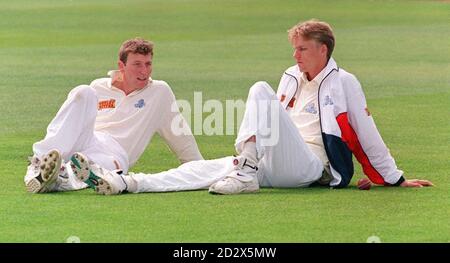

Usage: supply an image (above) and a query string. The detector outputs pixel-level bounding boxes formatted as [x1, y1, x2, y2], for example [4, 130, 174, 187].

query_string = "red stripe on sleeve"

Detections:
[336, 112, 385, 185]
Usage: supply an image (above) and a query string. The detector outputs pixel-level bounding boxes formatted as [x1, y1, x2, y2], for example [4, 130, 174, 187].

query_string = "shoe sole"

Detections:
[95, 178, 115, 195]
[208, 184, 259, 195]
[70, 153, 116, 195]
[70, 152, 102, 190]
[26, 149, 62, 193]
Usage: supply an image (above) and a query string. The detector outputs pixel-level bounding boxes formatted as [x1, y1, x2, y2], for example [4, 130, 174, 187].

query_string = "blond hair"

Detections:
[288, 19, 335, 59]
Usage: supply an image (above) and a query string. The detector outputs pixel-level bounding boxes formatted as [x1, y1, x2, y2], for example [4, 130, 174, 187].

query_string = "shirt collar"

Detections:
[300, 65, 327, 86]
[107, 70, 153, 95]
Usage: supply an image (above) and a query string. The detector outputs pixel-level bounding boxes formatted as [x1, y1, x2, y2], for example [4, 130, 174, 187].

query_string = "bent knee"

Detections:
[247, 81, 274, 100]
[69, 85, 97, 103]
[70, 85, 96, 98]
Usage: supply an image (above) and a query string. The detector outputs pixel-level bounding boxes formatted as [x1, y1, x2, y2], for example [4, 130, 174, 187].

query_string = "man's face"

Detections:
[292, 35, 327, 79]
[119, 53, 153, 91]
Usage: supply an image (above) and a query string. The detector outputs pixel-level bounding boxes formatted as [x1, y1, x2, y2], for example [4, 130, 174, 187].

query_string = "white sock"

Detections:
[122, 175, 138, 193]
[240, 141, 258, 166]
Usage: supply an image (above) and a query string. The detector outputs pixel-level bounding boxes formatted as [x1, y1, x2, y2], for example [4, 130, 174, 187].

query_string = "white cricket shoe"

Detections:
[26, 149, 62, 193]
[209, 156, 259, 195]
[69, 152, 103, 189]
[70, 152, 134, 195]
[95, 170, 134, 195]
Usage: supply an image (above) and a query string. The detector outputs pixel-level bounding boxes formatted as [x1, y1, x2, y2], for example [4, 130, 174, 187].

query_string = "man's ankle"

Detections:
[240, 141, 258, 166]
[122, 175, 138, 192]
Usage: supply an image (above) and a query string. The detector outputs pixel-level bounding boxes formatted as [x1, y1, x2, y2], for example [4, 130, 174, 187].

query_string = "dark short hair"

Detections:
[119, 38, 154, 64]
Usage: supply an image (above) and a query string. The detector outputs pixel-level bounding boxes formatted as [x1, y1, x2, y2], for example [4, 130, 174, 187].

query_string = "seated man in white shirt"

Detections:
[67, 20, 433, 195]
[25, 38, 203, 193]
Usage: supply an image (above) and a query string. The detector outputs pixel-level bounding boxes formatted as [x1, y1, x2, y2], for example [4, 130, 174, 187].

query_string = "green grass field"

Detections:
[0, 0, 449, 242]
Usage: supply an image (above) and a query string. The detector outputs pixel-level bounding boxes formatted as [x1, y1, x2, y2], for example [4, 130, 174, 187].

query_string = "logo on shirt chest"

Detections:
[134, 99, 145, 108]
[98, 99, 116, 110]
[304, 103, 318, 114]
[323, 95, 334, 106]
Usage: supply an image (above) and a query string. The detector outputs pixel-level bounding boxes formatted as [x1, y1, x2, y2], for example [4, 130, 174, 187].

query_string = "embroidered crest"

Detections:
[324, 95, 334, 106]
[288, 97, 296, 108]
[280, 94, 296, 108]
[304, 103, 317, 114]
[134, 99, 145, 108]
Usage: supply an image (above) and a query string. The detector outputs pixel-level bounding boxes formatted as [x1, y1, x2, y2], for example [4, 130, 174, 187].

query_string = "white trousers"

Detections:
[25, 85, 129, 191]
[130, 82, 323, 193]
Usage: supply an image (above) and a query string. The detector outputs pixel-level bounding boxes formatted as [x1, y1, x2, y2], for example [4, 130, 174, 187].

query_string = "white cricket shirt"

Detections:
[289, 69, 331, 174]
[90, 72, 202, 167]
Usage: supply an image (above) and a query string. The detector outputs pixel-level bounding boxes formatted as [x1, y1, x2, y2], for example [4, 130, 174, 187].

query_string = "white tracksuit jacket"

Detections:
[277, 58, 405, 188]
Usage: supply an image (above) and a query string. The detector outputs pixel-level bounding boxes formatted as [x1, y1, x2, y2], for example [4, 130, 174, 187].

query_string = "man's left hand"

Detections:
[400, 179, 434, 187]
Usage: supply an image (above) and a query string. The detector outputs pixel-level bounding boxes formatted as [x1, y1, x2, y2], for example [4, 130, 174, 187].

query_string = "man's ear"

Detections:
[320, 44, 328, 57]
[118, 60, 125, 72]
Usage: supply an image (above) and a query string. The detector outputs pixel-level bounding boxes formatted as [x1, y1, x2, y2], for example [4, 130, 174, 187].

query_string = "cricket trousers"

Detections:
[130, 81, 323, 192]
[24, 85, 129, 191]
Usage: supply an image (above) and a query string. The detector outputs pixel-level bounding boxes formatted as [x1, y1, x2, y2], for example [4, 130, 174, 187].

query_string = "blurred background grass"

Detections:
[0, 0, 448, 242]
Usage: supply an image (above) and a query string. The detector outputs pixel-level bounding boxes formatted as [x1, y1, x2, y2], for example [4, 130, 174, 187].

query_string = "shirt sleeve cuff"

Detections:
[385, 175, 405, 187]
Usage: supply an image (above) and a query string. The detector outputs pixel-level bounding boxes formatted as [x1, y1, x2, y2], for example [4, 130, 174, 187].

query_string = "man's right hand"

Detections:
[400, 179, 434, 187]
